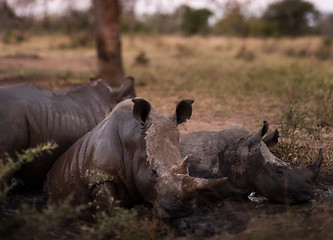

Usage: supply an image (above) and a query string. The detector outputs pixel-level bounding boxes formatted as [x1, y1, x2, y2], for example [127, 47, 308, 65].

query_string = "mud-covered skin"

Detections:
[0, 77, 135, 184]
[45, 98, 226, 219]
[179, 122, 323, 204]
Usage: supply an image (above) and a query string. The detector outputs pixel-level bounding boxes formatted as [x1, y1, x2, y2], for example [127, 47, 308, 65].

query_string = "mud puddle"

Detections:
[2, 188, 45, 215]
[2, 182, 333, 238]
[173, 185, 333, 237]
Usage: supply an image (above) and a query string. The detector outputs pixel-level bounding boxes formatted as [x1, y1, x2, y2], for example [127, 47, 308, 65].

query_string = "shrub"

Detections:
[0, 142, 58, 207]
[316, 37, 332, 60]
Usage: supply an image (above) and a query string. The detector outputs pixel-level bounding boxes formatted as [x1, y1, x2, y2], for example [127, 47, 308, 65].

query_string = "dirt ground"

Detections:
[1, 53, 332, 239]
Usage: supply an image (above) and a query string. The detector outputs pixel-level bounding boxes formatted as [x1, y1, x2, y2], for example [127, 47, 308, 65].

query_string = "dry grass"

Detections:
[0, 34, 332, 169]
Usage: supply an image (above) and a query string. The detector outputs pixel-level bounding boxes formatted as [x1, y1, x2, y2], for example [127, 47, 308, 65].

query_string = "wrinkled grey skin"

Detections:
[0, 77, 135, 185]
[45, 98, 226, 219]
[179, 122, 323, 204]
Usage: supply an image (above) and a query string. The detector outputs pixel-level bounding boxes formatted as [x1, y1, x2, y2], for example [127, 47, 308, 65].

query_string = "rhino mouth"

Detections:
[292, 190, 313, 204]
[156, 193, 196, 219]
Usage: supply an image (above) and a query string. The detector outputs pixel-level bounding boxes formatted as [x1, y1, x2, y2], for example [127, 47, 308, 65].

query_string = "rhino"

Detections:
[45, 98, 226, 218]
[179, 121, 323, 204]
[0, 77, 135, 186]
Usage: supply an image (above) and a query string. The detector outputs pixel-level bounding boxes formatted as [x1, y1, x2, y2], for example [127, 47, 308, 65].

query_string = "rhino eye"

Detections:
[151, 169, 159, 180]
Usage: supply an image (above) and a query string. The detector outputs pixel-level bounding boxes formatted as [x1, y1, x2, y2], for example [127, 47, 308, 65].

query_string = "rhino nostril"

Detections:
[301, 190, 311, 196]
[297, 189, 312, 202]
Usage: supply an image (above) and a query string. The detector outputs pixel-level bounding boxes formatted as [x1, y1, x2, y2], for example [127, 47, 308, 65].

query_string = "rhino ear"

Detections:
[247, 121, 269, 148]
[132, 98, 151, 124]
[117, 76, 136, 102]
[89, 77, 100, 82]
[171, 99, 194, 125]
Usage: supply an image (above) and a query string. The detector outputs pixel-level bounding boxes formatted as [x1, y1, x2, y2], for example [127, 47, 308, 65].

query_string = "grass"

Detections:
[121, 36, 333, 119]
[0, 34, 333, 239]
[0, 202, 171, 240]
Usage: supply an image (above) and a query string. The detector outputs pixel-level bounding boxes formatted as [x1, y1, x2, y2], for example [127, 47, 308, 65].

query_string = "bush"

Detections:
[0, 142, 58, 207]
[235, 45, 255, 61]
[2, 30, 28, 44]
[316, 37, 332, 60]
[134, 51, 150, 66]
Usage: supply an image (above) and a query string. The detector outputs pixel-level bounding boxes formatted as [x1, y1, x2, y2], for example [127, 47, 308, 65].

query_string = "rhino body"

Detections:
[179, 122, 323, 204]
[45, 98, 225, 219]
[0, 78, 135, 184]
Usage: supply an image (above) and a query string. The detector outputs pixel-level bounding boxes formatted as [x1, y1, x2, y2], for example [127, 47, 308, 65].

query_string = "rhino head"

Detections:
[238, 121, 323, 204]
[132, 99, 227, 218]
[90, 76, 136, 107]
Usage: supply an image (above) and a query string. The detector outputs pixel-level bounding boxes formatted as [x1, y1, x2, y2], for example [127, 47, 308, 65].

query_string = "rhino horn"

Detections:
[262, 129, 279, 147]
[171, 156, 189, 174]
[181, 175, 228, 198]
[247, 121, 269, 148]
[304, 149, 323, 181]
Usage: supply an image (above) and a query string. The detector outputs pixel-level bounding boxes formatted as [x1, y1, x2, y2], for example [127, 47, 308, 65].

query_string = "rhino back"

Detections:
[0, 83, 41, 158]
[180, 131, 224, 178]
[179, 124, 250, 179]
[45, 131, 93, 205]
[179, 125, 253, 201]
[45, 101, 142, 206]
[1, 82, 115, 182]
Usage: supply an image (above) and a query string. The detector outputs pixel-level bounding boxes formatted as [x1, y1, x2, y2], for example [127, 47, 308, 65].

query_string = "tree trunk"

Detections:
[93, 0, 124, 86]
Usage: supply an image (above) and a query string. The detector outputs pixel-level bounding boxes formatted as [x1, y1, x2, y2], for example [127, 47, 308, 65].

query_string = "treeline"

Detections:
[1, 0, 333, 45]
[125, 0, 333, 37]
[0, 2, 94, 46]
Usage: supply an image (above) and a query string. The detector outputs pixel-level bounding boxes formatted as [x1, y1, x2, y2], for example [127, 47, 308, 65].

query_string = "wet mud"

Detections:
[2, 175, 333, 238]
[173, 174, 333, 237]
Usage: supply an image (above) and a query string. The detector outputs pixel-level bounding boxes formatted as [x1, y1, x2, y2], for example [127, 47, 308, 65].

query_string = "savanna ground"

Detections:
[0, 34, 333, 239]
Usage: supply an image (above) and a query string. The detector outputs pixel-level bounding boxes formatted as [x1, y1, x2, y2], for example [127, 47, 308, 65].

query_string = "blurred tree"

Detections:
[179, 5, 212, 35]
[121, 0, 152, 35]
[0, 1, 33, 43]
[121, 0, 137, 35]
[246, 17, 269, 37]
[319, 13, 333, 38]
[263, 0, 319, 36]
[214, 1, 249, 36]
[61, 8, 94, 47]
[0, 2, 20, 33]
[93, 0, 124, 86]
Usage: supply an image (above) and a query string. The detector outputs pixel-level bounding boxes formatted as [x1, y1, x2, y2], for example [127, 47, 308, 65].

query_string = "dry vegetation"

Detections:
[0, 34, 332, 239]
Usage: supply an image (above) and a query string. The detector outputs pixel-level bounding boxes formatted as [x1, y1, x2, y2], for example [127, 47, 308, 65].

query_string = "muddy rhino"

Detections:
[0, 77, 135, 186]
[45, 98, 226, 218]
[179, 121, 323, 204]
